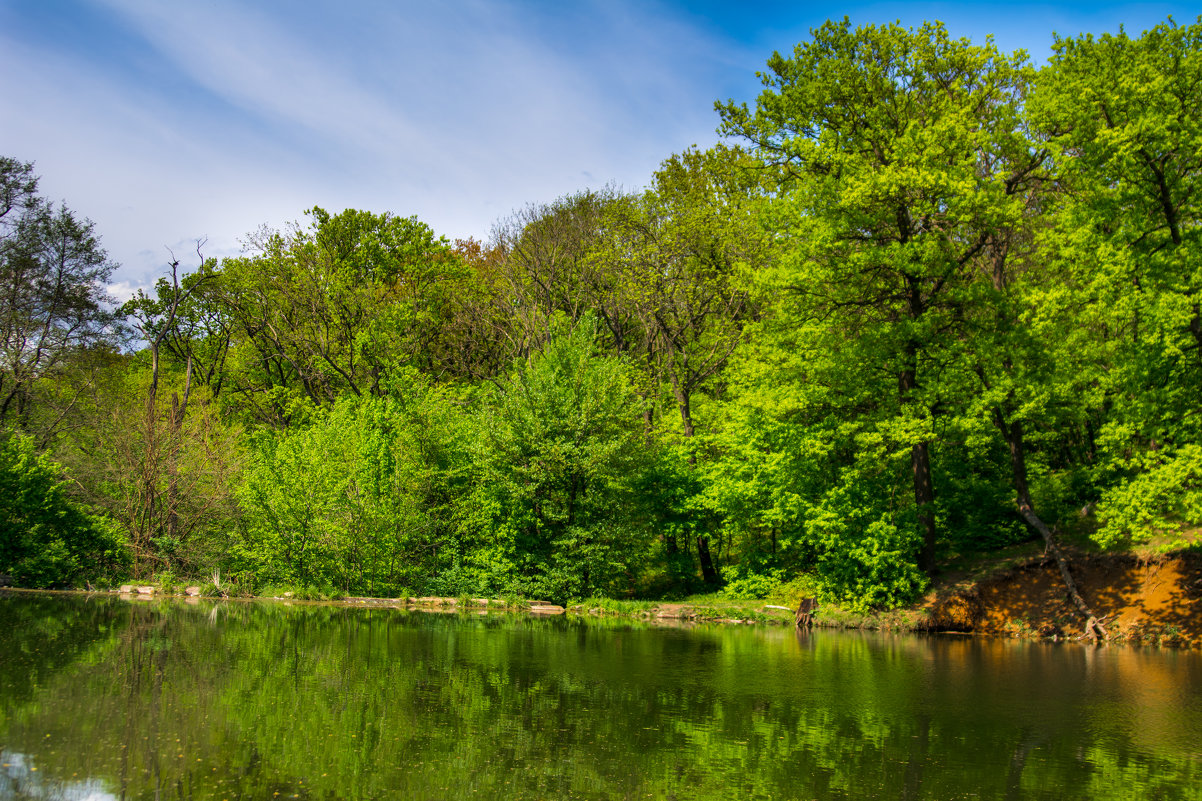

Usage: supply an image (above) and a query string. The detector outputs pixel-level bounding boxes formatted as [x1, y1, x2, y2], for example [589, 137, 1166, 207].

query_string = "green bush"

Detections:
[469, 315, 654, 603]
[718, 565, 785, 599]
[234, 380, 471, 596]
[0, 435, 129, 587]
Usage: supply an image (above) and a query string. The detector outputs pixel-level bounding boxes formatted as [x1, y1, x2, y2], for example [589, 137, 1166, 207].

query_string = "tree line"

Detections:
[2, 17, 1199, 611]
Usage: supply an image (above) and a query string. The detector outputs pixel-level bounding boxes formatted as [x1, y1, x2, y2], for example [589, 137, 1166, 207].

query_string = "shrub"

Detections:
[0, 435, 129, 587]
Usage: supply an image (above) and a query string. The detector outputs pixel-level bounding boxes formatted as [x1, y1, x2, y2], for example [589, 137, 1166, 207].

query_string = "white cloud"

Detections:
[1, 0, 754, 292]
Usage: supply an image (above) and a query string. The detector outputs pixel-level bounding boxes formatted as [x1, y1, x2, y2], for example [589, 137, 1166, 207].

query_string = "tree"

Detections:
[717, 19, 1040, 578]
[473, 316, 652, 601]
[1029, 19, 1202, 549]
[429, 238, 524, 384]
[0, 157, 118, 429]
[603, 145, 769, 582]
[493, 188, 641, 358]
[609, 146, 767, 442]
[218, 207, 462, 423]
[235, 381, 470, 595]
[118, 251, 227, 575]
[49, 345, 243, 579]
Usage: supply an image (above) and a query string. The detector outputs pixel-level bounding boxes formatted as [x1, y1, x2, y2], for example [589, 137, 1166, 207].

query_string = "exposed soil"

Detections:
[925, 549, 1202, 647]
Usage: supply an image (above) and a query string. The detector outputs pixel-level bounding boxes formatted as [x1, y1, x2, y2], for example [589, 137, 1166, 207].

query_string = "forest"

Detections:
[1, 18, 1199, 612]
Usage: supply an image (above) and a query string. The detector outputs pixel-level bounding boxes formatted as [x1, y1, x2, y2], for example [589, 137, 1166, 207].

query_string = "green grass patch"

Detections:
[256, 583, 345, 601]
[570, 597, 655, 616]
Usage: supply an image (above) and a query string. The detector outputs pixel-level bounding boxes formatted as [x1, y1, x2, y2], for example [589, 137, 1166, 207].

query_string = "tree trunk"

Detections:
[899, 360, 938, 574]
[794, 597, 818, 629]
[671, 377, 696, 441]
[136, 343, 161, 578]
[994, 409, 1107, 640]
[165, 352, 193, 549]
[671, 373, 718, 583]
[697, 535, 719, 584]
[664, 532, 678, 556]
[911, 440, 937, 574]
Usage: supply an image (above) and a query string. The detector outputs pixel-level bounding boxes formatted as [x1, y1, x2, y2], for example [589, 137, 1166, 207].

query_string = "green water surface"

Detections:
[0, 593, 1199, 800]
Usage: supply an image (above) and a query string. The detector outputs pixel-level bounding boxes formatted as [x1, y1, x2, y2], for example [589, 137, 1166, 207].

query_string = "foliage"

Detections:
[717, 18, 1042, 577]
[571, 597, 656, 615]
[1029, 19, 1202, 546]
[718, 564, 784, 600]
[255, 582, 346, 601]
[0, 434, 128, 587]
[235, 377, 470, 595]
[1094, 444, 1202, 548]
[217, 207, 463, 422]
[766, 573, 822, 608]
[51, 356, 243, 578]
[470, 315, 652, 602]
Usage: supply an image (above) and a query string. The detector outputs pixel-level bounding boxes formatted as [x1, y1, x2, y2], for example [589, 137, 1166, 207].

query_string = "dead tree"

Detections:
[795, 597, 819, 629]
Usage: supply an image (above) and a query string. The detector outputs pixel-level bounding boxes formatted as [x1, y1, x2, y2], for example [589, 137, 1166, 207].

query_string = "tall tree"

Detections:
[432, 238, 525, 384]
[718, 19, 1038, 575]
[604, 145, 769, 581]
[120, 251, 221, 573]
[0, 157, 118, 429]
[493, 188, 641, 358]
[1030, 18, 1202, 549]
[218, 207, 461, 423]
[473, 316, 651, 601]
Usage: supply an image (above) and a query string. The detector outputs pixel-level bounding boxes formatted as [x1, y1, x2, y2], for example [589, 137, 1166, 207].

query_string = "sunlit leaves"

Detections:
[472, 316, 651, 601]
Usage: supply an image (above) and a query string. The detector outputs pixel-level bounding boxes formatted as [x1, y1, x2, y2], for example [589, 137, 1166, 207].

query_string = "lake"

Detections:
[1, 593, 1199, 800]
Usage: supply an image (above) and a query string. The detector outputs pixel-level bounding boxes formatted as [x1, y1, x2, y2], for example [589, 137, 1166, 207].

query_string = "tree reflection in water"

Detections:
[0, 594, 1199, 800]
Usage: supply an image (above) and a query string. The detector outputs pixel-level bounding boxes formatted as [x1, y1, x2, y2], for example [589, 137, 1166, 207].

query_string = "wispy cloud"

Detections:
[88, 0, 735, 200]
[2, 0, 742, 294]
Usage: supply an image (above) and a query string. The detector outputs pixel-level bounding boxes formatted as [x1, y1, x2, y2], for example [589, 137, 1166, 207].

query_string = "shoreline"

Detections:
[6, 554, 1199, 650]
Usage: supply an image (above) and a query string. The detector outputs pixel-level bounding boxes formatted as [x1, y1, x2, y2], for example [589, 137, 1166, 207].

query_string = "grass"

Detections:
[498, 594, 529, 610]
[1129, 527, 1202, 559]
[561, 593, 798, 625]
[570, 597, 656, 616]
[256, 583, 345, 602]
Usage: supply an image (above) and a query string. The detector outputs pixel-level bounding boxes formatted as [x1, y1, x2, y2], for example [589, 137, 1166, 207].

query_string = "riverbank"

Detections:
[8, 546, 1199, 647]
[923, 548, 1202, 647]
[549, 547, 1202, 649]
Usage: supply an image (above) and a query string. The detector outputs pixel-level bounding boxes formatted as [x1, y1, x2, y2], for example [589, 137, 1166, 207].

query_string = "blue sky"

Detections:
[0, 0, 1195, 297]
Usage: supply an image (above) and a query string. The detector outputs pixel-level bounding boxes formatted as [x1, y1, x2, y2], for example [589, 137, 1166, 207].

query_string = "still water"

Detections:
[0, 593, 1199, 800]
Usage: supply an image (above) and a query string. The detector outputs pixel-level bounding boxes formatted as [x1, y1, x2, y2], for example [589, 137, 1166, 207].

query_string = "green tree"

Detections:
[473, 316, 651, 601]
[0, 157, 118, 430]
[1029, 18, 1202, 547]
[235, 377, 470, 595]
[53, 354, 242, 579]
[718, 19, 1039, 578]
[602, 145, 770, 584]
[492, 188, 643, 359]
[218, 207, 462, 423]
[120, 252, 224, 575]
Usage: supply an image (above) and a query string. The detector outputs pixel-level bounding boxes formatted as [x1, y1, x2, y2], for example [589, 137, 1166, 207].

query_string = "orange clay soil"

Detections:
[925, 550, 1202, 647]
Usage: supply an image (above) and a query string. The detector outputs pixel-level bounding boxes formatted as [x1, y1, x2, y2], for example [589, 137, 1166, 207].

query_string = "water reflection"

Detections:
[0, 594, 1199, 800]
